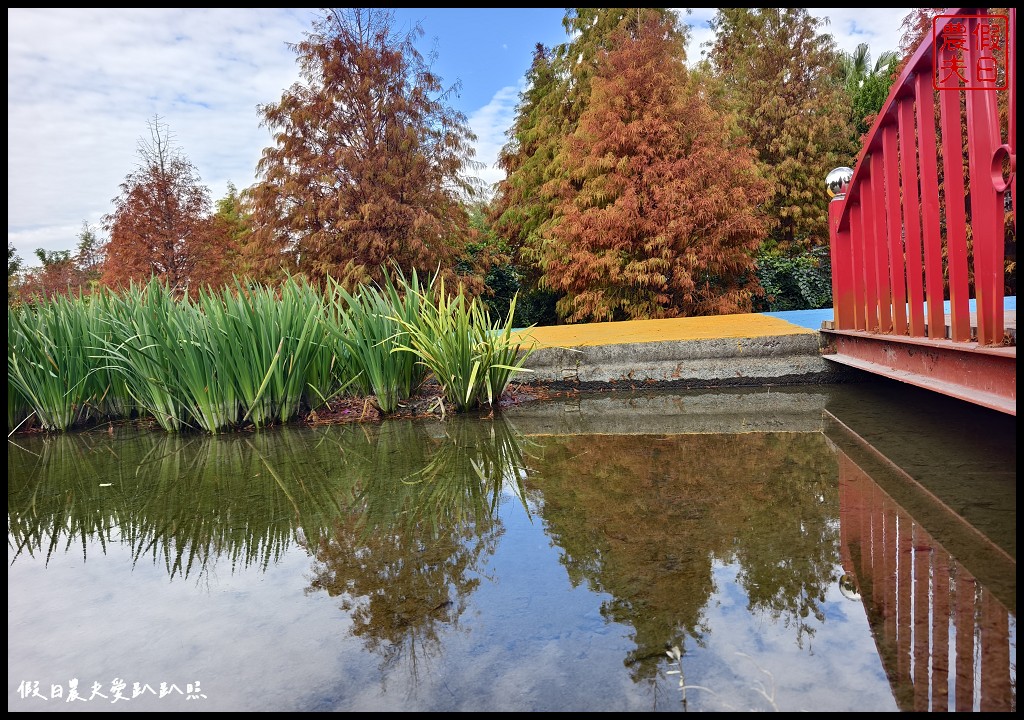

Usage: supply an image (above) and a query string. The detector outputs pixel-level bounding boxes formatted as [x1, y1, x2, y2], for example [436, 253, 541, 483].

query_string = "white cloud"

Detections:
[465, 84, 523, 196]
[8, 8, 315, 263]
[812, 7, 910, 57]
[676, 7, 910, 65]
[675, 7, 719, 64]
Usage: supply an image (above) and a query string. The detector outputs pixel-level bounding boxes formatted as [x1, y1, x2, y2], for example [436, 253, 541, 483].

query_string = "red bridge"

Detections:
[821, 7, 1016, 416]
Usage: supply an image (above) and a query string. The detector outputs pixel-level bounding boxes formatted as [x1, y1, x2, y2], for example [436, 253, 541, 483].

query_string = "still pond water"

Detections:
[8, 380, 1015, 712]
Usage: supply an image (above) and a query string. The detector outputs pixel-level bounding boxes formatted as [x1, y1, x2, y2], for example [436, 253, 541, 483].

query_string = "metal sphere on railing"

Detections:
[826, 166, 853, 199]
[838, 574, 862, 601]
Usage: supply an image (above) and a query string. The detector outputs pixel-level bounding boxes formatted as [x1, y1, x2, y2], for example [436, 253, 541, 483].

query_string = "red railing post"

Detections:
[882, 124, 908, 335]
[915, 72, 947, 339]
[963, 13, 1009, 346]
[863, 170, 883, 331]
[938, 73, 973, 342]
[850, 200, 869, 331]
[827, 167, 855, 329]
[897, 98, 926, 336]
[868, 155, 893, 333]
[1007, 9, 1016, 231]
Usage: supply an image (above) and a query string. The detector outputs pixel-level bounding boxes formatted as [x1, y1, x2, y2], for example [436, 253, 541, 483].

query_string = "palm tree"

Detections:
[841, 42, 897, 90]
[841, 42, 899, 135]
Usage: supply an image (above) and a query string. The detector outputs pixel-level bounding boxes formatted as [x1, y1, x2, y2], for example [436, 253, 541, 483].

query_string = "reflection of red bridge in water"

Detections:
[822, 7, 1016, 416]
[831, 416, 1015, 712]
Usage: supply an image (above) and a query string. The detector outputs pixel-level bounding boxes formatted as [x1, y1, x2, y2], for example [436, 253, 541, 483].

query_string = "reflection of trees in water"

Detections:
[9, 415, 532, 599]
[727, 434, 841, 648]
[307, 510, 491, 676]
[525, 432, 839, 683]
[7, 428, 355, 578]
[304, 416, 533, 676]
[8, 418, 841, 697]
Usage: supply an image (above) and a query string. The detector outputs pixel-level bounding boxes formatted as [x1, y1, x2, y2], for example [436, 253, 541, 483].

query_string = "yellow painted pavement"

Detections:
[513, 313, 814, 349]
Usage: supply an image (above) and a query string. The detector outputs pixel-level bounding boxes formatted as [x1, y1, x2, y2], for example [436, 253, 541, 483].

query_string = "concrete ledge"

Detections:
[518, 334, 850, 387]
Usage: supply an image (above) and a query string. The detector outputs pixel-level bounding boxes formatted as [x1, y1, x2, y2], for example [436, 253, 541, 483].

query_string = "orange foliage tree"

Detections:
[246, 8, 482, 291]
[101, 116, 228, 294]
[490, 10, 685, 324]
[539, 14, 771, 322]
[894, 8, 944, 76]
[16, 249, 82, 302]
[10, 222, 107, 303]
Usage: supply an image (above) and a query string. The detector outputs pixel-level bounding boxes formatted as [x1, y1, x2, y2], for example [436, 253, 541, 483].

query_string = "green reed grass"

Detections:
[8, 292, 115, 431]
[327, 268, 436, 414]
[82, 290, 136, 421]
[391, 279, 537, 412]
[97, 281, 194, 431]
[9, 271, 535, 434]
[7, 319, 32, 431]
[199, 278, 339, 429]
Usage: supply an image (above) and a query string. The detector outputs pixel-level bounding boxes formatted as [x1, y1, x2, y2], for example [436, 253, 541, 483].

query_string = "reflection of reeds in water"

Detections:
[7, 429, 354, 579]
[354, 413, 533, 537]
[8, 415, 536, 585]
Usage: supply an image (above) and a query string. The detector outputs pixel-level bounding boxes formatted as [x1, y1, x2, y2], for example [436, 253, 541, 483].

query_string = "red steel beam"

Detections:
[820, 329, 1016, 416]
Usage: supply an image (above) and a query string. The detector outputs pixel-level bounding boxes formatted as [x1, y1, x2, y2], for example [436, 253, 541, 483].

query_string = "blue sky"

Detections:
[8, 8, 911, 266]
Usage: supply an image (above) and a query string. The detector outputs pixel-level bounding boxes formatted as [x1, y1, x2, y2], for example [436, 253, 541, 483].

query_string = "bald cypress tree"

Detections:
[248, 8, 481, 290]
[487, 44, 565, 322]
[101, 116, 222, 295]
[490, 9, 685, 322]
[539, 13, 770, 322]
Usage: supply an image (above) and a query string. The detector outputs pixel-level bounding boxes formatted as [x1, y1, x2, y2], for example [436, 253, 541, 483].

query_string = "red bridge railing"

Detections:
[828, 7, 1015, 347]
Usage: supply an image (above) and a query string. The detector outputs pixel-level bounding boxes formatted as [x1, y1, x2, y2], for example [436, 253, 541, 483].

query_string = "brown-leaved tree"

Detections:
[102, 116, 226, 293]
[490, 9, 685, 323]
[539, 13, 771, 322]
[247, 8, 482, 291]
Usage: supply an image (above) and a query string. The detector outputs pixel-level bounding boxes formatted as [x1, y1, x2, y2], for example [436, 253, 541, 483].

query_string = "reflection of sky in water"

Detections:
[686, 561, 897, 712]
[11, 485, 898, 712]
